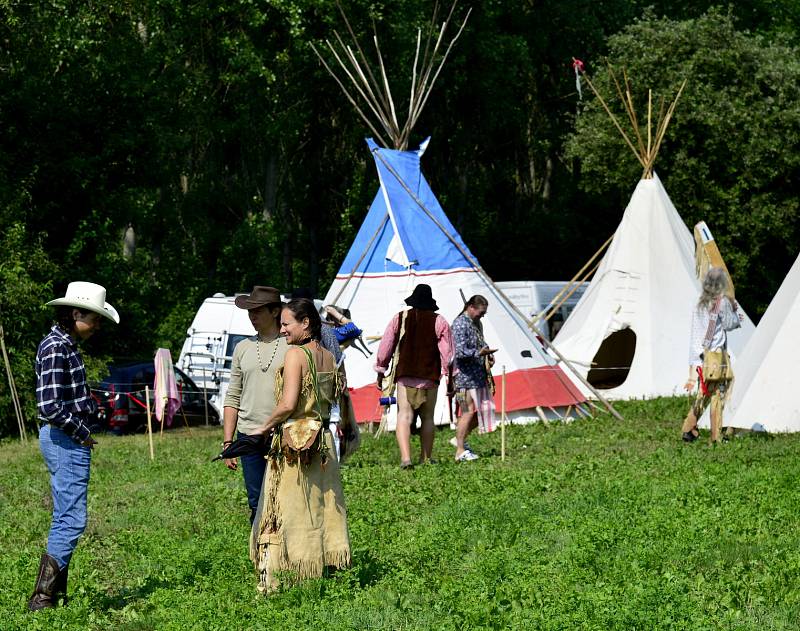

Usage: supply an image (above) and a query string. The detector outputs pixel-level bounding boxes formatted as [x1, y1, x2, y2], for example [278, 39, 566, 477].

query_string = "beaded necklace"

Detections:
[256, 333, 280, 373]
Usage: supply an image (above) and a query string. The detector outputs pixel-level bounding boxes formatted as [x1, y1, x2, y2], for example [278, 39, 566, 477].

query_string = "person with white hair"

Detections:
[681, 268, 742, 444]
[29, 282, 119, 611]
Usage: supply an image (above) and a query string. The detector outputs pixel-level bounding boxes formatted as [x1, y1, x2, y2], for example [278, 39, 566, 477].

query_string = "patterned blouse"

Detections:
[452, 313, 489, 389]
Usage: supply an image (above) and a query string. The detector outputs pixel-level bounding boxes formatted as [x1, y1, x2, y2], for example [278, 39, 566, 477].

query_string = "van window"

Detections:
[587, 328, 636, 389]
[224, 334, 249, 369]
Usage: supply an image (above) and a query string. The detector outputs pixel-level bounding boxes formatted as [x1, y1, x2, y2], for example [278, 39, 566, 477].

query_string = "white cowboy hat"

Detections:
[46, 282, 120, 324]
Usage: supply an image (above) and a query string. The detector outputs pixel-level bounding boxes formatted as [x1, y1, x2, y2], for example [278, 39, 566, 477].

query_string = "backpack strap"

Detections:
[299, 346, 325, 420]
[702, 296, 723, 349]
[382, 310, 408, 398]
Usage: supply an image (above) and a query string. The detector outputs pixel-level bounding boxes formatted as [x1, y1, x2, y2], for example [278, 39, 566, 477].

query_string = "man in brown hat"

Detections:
[375, 284, 453, 469]
[222, 286, 288, 523]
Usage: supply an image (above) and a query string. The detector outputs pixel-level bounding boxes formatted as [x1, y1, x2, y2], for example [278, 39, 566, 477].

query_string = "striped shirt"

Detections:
[35, 325, 96, 443]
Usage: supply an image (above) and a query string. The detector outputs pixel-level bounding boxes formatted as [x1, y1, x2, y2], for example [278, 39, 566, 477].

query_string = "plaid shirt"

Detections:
[35, 325, 96, 443]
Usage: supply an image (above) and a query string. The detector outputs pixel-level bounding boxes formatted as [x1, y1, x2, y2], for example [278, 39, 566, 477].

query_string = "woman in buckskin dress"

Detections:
[250, 298, 350, 593]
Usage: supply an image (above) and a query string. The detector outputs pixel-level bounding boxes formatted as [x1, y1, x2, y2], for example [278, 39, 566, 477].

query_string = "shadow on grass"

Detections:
[350, 548, 389, 588]
[93, 575, 172, 611]
[92, 559, 211, 611]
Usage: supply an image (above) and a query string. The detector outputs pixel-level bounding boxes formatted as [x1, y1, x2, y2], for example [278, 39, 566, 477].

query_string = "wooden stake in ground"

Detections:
[145, 385, 154, 461]
[501, 365, 507, 462]
[0, 322, 27, 442]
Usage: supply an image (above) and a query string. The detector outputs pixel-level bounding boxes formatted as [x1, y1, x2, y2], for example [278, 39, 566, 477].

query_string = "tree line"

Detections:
[1, 1, 798, 436]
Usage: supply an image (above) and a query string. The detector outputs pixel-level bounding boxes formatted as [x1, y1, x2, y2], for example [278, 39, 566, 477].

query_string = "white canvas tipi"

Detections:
[722, 253, 800, 432]
[554, 173, 754, 399]
[553, 67, 754, 399]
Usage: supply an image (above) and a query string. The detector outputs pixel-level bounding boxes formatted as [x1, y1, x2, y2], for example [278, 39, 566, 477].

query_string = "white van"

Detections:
[177, 294, 252, 416]
[177, 292, 324, 416]
[494, 281, 589, 341]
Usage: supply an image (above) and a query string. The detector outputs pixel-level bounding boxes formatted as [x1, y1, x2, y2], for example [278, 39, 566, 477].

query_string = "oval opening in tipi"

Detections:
[587, 328, 636, 389]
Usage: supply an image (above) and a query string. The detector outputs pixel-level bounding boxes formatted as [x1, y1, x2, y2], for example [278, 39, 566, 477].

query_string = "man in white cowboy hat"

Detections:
[29, 282, 119, 612]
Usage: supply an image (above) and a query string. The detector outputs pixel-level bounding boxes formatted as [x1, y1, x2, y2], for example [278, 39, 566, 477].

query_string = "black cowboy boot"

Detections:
[53, 562, 69, 605]
[28, 553, 60, 611]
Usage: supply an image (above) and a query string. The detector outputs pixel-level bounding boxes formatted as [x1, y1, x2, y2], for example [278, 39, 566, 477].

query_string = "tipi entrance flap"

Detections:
[587, 328, 637, 389]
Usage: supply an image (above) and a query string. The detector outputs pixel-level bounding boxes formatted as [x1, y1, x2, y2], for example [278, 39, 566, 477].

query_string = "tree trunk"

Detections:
[263, 153, 278, 221]
[308, 219, 319, 294]
[283, 235, 293, 292]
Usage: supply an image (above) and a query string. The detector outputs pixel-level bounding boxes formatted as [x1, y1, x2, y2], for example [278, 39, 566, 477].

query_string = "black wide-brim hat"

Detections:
[211, 433, 270, 462]
[404, 284, 438, 311]
[234, 286, 283, 310]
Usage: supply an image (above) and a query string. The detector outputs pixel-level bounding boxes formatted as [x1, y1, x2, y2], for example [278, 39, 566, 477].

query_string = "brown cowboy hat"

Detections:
[234, 286, 283, 310]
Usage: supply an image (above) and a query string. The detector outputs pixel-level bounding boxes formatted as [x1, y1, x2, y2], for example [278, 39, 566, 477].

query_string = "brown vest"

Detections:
[396, 309, 441, 383]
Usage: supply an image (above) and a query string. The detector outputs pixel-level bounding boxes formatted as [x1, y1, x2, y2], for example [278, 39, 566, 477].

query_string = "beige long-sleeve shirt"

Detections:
[223, 336, 288, 435]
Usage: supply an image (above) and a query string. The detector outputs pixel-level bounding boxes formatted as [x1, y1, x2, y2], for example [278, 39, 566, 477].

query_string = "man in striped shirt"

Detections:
[29, 282, 119, 612]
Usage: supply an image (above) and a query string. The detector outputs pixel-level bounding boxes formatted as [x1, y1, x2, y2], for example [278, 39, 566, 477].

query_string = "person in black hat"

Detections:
[222, 286, 288, 523]
[375, 284, 454, 469]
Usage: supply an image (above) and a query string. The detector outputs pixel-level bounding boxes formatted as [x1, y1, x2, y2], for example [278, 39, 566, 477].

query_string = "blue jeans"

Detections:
[238, 431, 266, 524]
[39, 424, 91, 569]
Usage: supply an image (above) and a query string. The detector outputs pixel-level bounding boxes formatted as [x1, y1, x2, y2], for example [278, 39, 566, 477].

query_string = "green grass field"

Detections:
[2, 397, 800, 630]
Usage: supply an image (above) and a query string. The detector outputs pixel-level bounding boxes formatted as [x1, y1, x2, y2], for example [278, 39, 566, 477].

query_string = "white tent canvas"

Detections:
[325, 139, 586, 426]
[722, 252, 800, 432]
[553, 174, 755, 400]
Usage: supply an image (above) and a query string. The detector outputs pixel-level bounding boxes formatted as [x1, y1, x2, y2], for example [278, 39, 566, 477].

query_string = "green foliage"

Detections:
[1, 1, 799, 436]
[3, 398, 800, 628]
[566, 9, 800, 315]
[0, 223, 57, 436]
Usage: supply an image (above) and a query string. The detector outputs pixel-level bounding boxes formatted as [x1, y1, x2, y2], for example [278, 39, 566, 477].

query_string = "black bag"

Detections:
[211, 433, 270, 462]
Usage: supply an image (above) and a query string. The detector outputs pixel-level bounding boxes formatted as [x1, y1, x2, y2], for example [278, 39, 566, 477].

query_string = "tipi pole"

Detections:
[537, 258, 601, 325]
[328, 213, 390, 308]
[532, 233, 612, 326]
[576, 63, 647, 171]
[0, 322, 27, 442]
[145, 385, 154, 461]
[372, 149, 624, 422]
[501, 366, 506, 462]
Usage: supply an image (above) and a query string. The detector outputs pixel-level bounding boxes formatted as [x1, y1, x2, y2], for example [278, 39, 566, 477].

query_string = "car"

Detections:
[90, 361, 220, 434]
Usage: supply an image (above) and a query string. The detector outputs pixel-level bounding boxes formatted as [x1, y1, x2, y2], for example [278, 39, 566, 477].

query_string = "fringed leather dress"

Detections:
[249, 348, 351, 593]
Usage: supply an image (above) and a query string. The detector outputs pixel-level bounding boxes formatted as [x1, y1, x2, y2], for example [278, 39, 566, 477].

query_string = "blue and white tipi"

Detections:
[324, 138, 586, 423]
[317, 7, 585, 425]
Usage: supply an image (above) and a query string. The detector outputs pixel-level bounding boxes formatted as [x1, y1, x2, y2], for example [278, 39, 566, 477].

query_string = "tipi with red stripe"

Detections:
[315, 5, 587, 424]
[324, 138, 586, 424]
